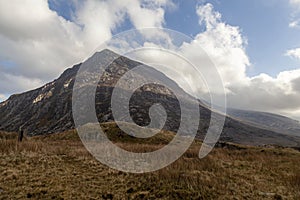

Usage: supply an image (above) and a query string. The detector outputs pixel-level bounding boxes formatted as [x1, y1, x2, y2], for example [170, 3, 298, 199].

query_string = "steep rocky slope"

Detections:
[0, 49, 299, 147]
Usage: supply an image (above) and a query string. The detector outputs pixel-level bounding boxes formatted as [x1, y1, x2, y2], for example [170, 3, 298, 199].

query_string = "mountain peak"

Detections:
[96, 48, 120, 58]
[1, 50, 300, 147]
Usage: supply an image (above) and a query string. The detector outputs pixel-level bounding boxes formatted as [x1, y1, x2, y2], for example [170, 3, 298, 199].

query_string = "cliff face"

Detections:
[0, 49, 299, 147]
[0, 49, 188, 135]
[0, 63, 80, 134]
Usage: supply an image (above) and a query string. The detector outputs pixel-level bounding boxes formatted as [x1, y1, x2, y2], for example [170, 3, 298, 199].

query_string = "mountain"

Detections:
[0, 49, 300, 147]
[227, 108, 300, 137]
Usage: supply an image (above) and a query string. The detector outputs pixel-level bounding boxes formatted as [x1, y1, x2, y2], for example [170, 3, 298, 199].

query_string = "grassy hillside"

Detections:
[0, 124, 300, 199]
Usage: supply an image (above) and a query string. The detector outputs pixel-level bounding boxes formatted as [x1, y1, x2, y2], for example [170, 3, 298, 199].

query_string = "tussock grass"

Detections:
[0, 126, 300, 199]
[285, 167, 300, 198]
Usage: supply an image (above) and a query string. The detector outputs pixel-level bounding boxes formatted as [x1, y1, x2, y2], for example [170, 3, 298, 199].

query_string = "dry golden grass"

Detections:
[1, 125, 300, 199]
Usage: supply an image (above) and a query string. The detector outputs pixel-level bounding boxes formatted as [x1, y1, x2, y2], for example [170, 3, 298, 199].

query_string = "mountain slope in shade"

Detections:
[227, 108, 300, 137]
[0, 49, 300, 147]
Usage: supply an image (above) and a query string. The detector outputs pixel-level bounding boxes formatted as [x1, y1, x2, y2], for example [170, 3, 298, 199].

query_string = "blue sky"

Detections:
[1, 0, 300, 120]
[48, 0, 300, 77]
[212, 0, 300, 77]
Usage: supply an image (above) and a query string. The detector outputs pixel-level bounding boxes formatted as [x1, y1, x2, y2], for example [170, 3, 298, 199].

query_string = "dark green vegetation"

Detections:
[1, 123, 300, 199]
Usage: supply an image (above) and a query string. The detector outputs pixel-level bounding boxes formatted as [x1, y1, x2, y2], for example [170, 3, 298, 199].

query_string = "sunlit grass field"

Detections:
[0, 123, 300, 199]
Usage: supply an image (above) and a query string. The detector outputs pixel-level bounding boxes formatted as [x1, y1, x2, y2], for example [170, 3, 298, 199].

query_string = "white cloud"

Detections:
[129, 3, 300, 120]
[126, 3, 250, 98]
[191, 4, 300, 120]
[0, 0, 105, 87]
[1, 1, 300, 121]
[289, 0, 300, 28]
[290, 0, 300, 7]
[0, 94, 6, 102]
[0, 73, 42, 95]
[194, 3, 250, 87]
[289, 20, 300, 28]
[228, 70, 300, 113]
[0, 0, 171, 94]
[134, 3, 250, 96]
[106, 3, 300, 120]
[286, 48, 300, 60]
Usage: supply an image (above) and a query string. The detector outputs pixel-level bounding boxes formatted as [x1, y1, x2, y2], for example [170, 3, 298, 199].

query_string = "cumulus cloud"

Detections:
[0, 73, 43, 94]
[289, 0, 300, 28]
[1, 1, 300, 121]
[189, 4, 300, 120]
[0, 0, 171, 98]
[192, 3, 250, 87]
[121, 3, 250, 99]
[286, 48, 300, 60]
[0, 0, 102, 92]
[126, 3, 300, 120]
[228, 70, 300, 114]
[289, 20, 300, 28]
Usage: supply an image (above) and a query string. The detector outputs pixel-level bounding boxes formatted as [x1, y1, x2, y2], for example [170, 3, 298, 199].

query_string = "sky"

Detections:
[1, 0, 300, 120]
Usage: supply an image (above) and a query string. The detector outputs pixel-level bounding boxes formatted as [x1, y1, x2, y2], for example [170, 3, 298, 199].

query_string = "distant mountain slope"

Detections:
[0, 49, 300, 147]
[227, 108, 300, 137]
